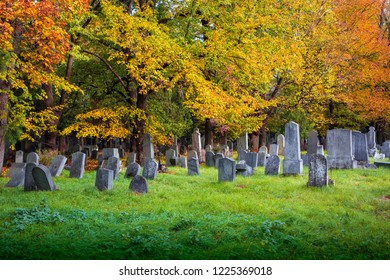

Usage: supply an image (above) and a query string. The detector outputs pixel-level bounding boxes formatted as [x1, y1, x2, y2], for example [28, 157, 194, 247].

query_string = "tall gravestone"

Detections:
[218, 158, 236, 182]
[366, 126, 377, 156]
[142, 159, 158, 179]
[265, 155, 280, 175]
[48, 155, 67, 177]
[269, 144, 279, 156]
[129, 175, 148, 193]
[308, 154, 328, 187]
[352, 131, 369, 163]
[142, 134, 154, 164]
[237, 132, 248, 151]
[15, 150, 24, 163]
[192, 128, 202, 161]
[283, 121, 303, 175]
[326, 129, 356, 169]
[307, 130, 319, 155]
[277, 134, 285, 155]
[95, 168, 113, 191]
[69, 152, 86, 179]
[188, 157, 200, 175]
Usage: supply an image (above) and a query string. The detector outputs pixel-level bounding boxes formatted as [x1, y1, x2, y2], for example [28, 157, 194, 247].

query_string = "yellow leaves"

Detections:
[20, 107, 59, 142]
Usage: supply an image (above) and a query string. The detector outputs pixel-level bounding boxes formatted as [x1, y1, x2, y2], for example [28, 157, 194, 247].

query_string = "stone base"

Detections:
[327, 156, 356, 169]
[282, 159, 303, 175]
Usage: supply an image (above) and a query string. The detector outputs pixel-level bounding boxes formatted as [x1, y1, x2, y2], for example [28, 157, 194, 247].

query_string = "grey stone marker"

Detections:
[213, 153, 224, 168]
[32, 165, 56, 191]
[24, 162, 38, 191]
[107, 156, 121, 179]
[277, 134, 285, 155]
[317, 145, 324, 155]
[366, 126, 377, 156]
[129, 175, 148, 194]
[307, 130, 319, 155]
[165, 148, 176, 167]
[48, 155, 67, 177]
[143, 134, 155, 164]
[69, 152, 86, 179]
[245, 152, 258, 169]
[326, 129, 356, 169]
[192, 128, 202, 161]
[102, 148, 119, 160]
[381, 141, 390, 158]
[15, 150, 24, 163]
[95, 168, 113, 191]
[187, 150, 198, 160]
[237, 132, 248, 151]
[125, 162, 141, 178]
[205, 151, 215, 167]
[26, 152, 39, 164]
[236, 160, 253, 177]
[177, 156, 187, 168]
[265, 155, 280, 175]
[259, 146, 268, 154]
[308, 154, 328, 187]
[188, 157, 200, 175]
[283, 121, 303, 175]
[6, 162, 26, 178]
[257, 152, 267, 167]
[238, 150, 248, 162]
[218, 157, 236, 182]
[352, 131, 369, 163]
[269, 144, 279, 156]
[5, 169, 25, 187]
[127, 152, 136, 165]
[142, 159, 158, 179]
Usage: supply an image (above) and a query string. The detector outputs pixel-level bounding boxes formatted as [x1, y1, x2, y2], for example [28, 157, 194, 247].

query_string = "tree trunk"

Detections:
[131, 92, 148, 164]
[250, 131, 260, 152]
[205, 118, 215, 146]
[43, 83, 57, 150]
[0, 82, 10, 174]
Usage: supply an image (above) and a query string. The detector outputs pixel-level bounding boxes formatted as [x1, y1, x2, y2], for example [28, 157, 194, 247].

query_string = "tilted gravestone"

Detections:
[95, 168, 113, 191]
[218, 157, 236, 182]
[26, 152, 39, 164]
[308, 154, 328, 187]
[283, 121, 303, 175]
[277, 134, 285, 155]
[326, 129, 356, 169]
[307, 130, 319, 155]
[69, 152, 86, 179]
[205, 151, 215, 167]
[129, 175, 148, 194]
[213, 153, 224, 168]
[24, 162, 38, 191]
[48, 155, 67, 177]
[177, 156, 187, 168]
[107, 156, 121, 179]
[165, 148, 176, 167]
[352, 131, 369, 163]
[142, 159, 158, 179]
[245, 152, 258, 169]
[5, 169, 25, 187]
[188, 157, 200, 175]
[127, 152, 136, 166]
[15, 150, 24, 163]
[265, 155, 280, 175]
[192, 128, 202, 161]
[6, 162, 26, 178]
[237, 132, 248, 151]
[257, 151, 267, 167]
[125, 162, 141, 178]
[269, 144, 279, 156]
[32, 165, 56, 191]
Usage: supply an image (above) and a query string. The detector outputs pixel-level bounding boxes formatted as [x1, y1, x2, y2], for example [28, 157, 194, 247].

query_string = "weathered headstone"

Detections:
[5, 169, 25, 187]
[245, 152, 258, 169]
[283, 121, 303, 175]
[326, 129, 356, 169]
[165, 148, 176, 167]
[125, 162, 141, 178]
[265, 155, 280, 175]
[102, 148, 119, 160]
[307, 130, 319, 155]
[143, 134, 155, 163]
[218, 158, 236, 182]
[95, 168, 113, 191]
[15, 150, 24, 163]
[238, 150, 248, 162]
[213, 153, 224, 168]
[236, 160, 253, 177]
[381, 141, 390, 158]
[48, 155, 67, 177]
[257, 152, 267, 167]
[129, 175, 148, 194]
[352, 131, 369, 163]
[26, 152, 39, 164]
[308, 154, 328, 187]
[142, 159, 158, 179]
[24, 162, 38, 191]
[269, 144, 279, 156]
[107, 156, 121, 179]
[188, 157, 200, 175]
[187, 150, 198, 160]
[127, 152, 136, 165]
[259, 146, 268, 154]
[32, 165, 56, 191]
[237, 132, 248, 151]
[205, 151, 215, 167]
[6, 162, 26, 178]
[366, 126, 377, 156]
[177, 156, 187, 168]
[69, 152, 86, 179]
[277, 134, 285, 155]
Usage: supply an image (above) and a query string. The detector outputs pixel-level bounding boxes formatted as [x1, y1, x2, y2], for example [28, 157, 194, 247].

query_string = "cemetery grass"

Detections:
[0, 165, 389, 260]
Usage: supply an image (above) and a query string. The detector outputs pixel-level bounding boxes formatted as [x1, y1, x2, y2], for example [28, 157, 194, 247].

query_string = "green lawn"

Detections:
[0, 163, 389, 260]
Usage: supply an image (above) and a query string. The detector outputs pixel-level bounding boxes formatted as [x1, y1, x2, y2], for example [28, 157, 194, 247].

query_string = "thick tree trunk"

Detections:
[260, 119, 268, 147]
[131, 93, 148, 164]
[0, 82, 10, 174]
[205, 118, 215, 146]
[250, 131, 260, 152]
[43, 83, 57, 150]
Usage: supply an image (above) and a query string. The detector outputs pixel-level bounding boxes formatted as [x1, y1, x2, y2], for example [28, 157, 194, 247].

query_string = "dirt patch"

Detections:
[381, 196, 390, 201]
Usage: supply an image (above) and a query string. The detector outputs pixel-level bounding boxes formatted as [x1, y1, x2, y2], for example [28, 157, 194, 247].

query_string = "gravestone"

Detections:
[269, 144, 279, 156]
[107, 156, 121, 179]
[24, 162, 38, 191]
[205, 145, 213, 152]
[125, 162, 141, 178]
[48, 155, 67, 177]
[127, 152, 136, 165]
[95, 168, 113, 191]
[307, 130, 319, 155]
[257, 152, 267, 167]
[317, 145, 324, 155]
[218, 157, 236, 182]
[6, 162, 26, 178]
[265, 155, 280, 175]
[143, 134, 155, 163]
[102, 148, 119, 160]
[5, 169, 25, 187]
[192, 128, 202, 160]
[245, 152, 258, 169]
[142, 159, 158, 180]
[381, 141, 390, 158]
[205, 151, 215, 167]
[277, 134, 285, 155]
[173, 136, 179, 157]
[213, 153, 224, 168]
[326, 129, 356, 169]
[237, 132, 248, 151]
[236, 160, 253, 177]
[259, 146, 268, 154]
[187, 150, 198, 160]
[26, 152, 39, 164]
[129, 175, 148, 193]
[177, 156, 187, 168]
[366, 126, 377, 156]
[188, 157, 200, 175]
[283, 121, 303, 175]
[69, 152, 86, 179]
[165, 148, 176, 167]
[238, 150, 248, 162]
[32, 165, 56, 191]
[308, 154, 328, 187]
[301, 154, 309, 166]
[15, 150, 24, 163]
[352, 131, 369, 163]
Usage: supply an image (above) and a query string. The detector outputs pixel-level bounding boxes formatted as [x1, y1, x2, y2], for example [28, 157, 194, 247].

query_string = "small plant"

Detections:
[36, 149, 61, 166]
